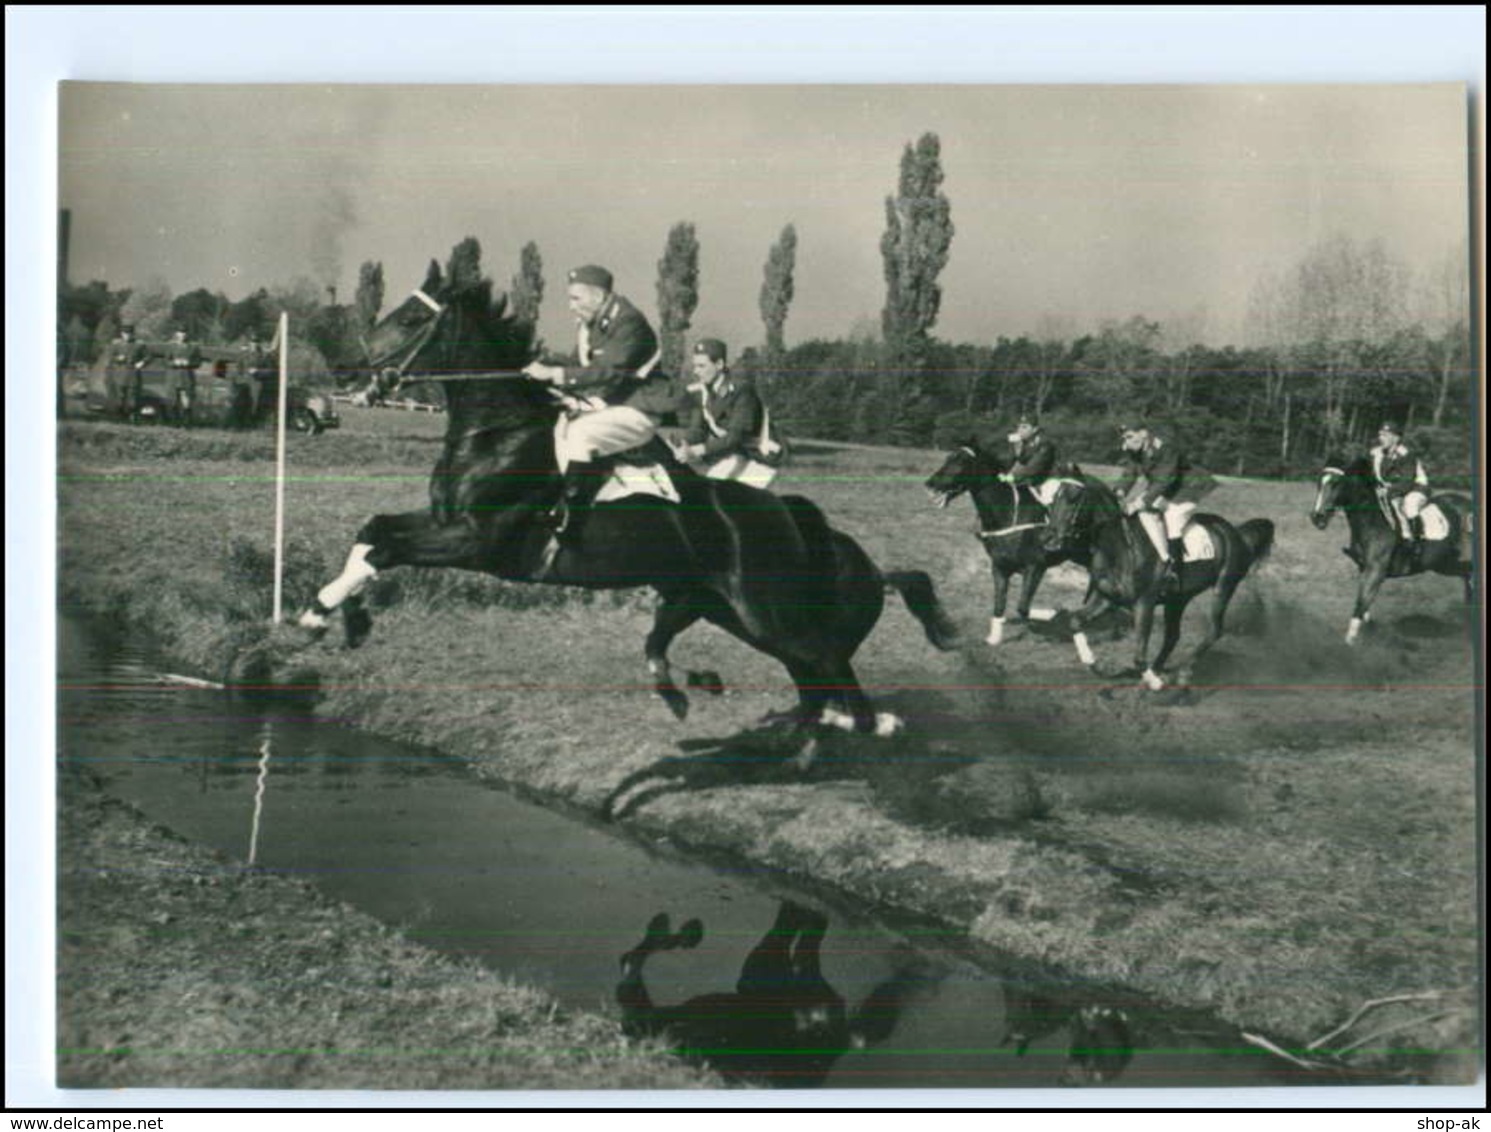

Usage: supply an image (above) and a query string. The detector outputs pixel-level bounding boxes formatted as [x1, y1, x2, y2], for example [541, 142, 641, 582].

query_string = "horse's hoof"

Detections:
[658, 687, 690, 721]
[296, 608, 329, 633]
[1140, 669, 1166, 692]
[819, 707, 857, 733]
[644, 912, 672, 940]
[676, 918, 704, 949]
[344, 608, 373, 650]
[874, 712, 905, 738]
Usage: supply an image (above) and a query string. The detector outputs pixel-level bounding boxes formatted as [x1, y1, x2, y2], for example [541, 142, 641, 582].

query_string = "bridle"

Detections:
[1312, 466, 1346, 522]
[364, 288, 449, 378]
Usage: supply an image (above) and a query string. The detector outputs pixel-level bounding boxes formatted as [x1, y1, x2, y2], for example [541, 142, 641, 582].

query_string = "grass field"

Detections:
[55, 406, 1482, 1084]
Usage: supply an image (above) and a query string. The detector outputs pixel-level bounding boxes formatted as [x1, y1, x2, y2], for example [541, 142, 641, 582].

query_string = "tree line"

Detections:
[59, 131, 1473, 481]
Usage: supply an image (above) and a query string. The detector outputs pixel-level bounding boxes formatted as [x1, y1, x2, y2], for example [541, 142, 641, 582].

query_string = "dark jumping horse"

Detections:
[298, 259, 958, 735]
[1309, 455, 1475, 643]
[1042, 481, 1275, 690]
[615, 901, 912, 1088]
[925, 441, 1117, 645]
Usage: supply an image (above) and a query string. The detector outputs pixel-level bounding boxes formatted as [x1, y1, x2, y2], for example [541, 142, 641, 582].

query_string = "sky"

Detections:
[58, 80, 1469, 352]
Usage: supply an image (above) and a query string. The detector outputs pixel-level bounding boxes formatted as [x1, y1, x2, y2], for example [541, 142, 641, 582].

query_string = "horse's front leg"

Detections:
[987, 560, 1012, 646]
[1131, 595, 1161, 687]
[1014, 561, 1048, 622]
[1347, 563, 1390, 644]
[1068, 588, 1115, 670]
[646, 592, 704, 721]
[297, 511, 482, 647]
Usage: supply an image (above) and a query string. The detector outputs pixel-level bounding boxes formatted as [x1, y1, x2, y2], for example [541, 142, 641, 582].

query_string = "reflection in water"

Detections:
[1002, 978, 1135, 1086]
[617, 900, 916, 1088]
[247, 720, 274, 865]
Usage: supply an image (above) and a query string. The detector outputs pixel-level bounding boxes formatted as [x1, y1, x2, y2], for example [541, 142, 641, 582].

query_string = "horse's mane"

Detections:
[961, 437, 1009, 473]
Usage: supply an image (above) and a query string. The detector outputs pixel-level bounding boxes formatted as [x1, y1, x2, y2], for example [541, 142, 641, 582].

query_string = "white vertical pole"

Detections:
[271, 312, 289, 623]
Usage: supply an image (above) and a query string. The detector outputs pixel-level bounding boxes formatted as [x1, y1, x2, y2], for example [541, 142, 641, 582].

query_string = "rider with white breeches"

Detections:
[1114, 423, 1217, 591]
[676, 338, 780, 491]
[521, 264, 680, 537]
[1370, 420, 1431, 558]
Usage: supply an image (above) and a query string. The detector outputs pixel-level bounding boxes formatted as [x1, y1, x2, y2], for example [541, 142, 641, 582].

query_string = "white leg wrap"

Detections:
[1141, 668, 1166, 691]
[1345, 617, 1363, 644]
[874, 712, 904, 738]
[819, 707, 857, 732]
[316, 544, 377, 611]
[1028, 607, 1057, 622]
[986, 616, 1005, 646]
[1074, 632, 1096, 666]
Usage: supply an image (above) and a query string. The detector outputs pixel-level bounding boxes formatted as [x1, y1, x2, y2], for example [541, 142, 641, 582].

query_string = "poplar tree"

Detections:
[759, 223, 798, 362]
[880, 132, 954, 366]
[656, 222, 700, 379]
[354, 261, 385, 332]
[510, 241, 545, 329]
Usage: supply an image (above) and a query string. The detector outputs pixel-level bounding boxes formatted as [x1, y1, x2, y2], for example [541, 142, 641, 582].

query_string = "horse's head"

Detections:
[362, 254, 556, 431]
[925, 439, 994, 509]
[364, 257, 536, 384]
[1042, 478, 1091, 554]
[1059, 1005, 1134, 1087]
[1310, 455, 1353, 530]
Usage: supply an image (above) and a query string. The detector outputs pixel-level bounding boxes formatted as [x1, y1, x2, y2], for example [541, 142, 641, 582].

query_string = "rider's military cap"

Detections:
[692, 338, 727, 363]
[568, 264, 614, 291]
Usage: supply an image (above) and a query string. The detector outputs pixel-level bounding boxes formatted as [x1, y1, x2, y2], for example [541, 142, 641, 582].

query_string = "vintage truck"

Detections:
[83, 342, 340, 434]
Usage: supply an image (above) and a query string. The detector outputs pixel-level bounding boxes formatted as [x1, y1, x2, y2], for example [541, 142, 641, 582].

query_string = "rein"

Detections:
[979, 480, 1048, 540]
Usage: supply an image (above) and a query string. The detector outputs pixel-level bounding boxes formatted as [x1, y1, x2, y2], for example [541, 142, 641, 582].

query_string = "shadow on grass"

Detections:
[601, 694, 982, 823]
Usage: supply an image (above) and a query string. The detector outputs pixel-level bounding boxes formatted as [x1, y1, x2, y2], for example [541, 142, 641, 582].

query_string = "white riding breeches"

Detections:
[1136, 500, 1197, 558]
[1399, 491, 1428, 520]
[1160, 499, 1197, 538]
[554, 407, 656, 472]
[705, 453, 778, 490]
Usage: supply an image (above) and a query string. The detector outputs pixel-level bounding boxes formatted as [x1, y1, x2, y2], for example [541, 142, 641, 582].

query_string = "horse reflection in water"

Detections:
[1002, 979, 1135, 1086]
[616, 901, 911, 1087]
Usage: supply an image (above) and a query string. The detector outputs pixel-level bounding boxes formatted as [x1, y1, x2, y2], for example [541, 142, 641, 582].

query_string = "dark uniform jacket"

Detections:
[683, 378, 766, 461]
[111, 336, 149, 368]
[559, 294, 679, 419]
[1114, 438, 1217, 506]
[1008, 432, 1058, 484]
[1370, 443, 1428, 498]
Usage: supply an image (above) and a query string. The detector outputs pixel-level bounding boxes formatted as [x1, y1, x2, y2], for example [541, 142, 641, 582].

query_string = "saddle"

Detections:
[591, 437, 684, 506]
[1125, 514, 1217, 562]
[1376, 491, 1452, 542]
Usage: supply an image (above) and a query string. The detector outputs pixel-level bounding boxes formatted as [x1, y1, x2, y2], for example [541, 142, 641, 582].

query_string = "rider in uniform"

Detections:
[1114, 422, 1216, 591]
[677, 338, 778, 490]
[522, 265, 679, 537]
[1000, 415, 1060, 505]
[110, 323, 149, 417]
[1370, 420, 1431, 560]
[166, 326, 203, 424]
[236, 331, 271, 426]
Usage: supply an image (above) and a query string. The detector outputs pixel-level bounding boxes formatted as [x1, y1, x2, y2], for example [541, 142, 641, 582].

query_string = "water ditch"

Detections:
[57, 615, 1316, 1091]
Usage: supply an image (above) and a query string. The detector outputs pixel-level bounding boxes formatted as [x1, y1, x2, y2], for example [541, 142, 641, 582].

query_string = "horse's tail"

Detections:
[1236, 518, 1275, 575]
[883, 570, 961, 651]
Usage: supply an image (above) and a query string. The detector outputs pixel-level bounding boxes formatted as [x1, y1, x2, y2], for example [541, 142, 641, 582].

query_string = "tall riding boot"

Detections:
[1162, 538, 1186, 591]
[547, 460, 600, 539]
[1408, 516, 1425, 564]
